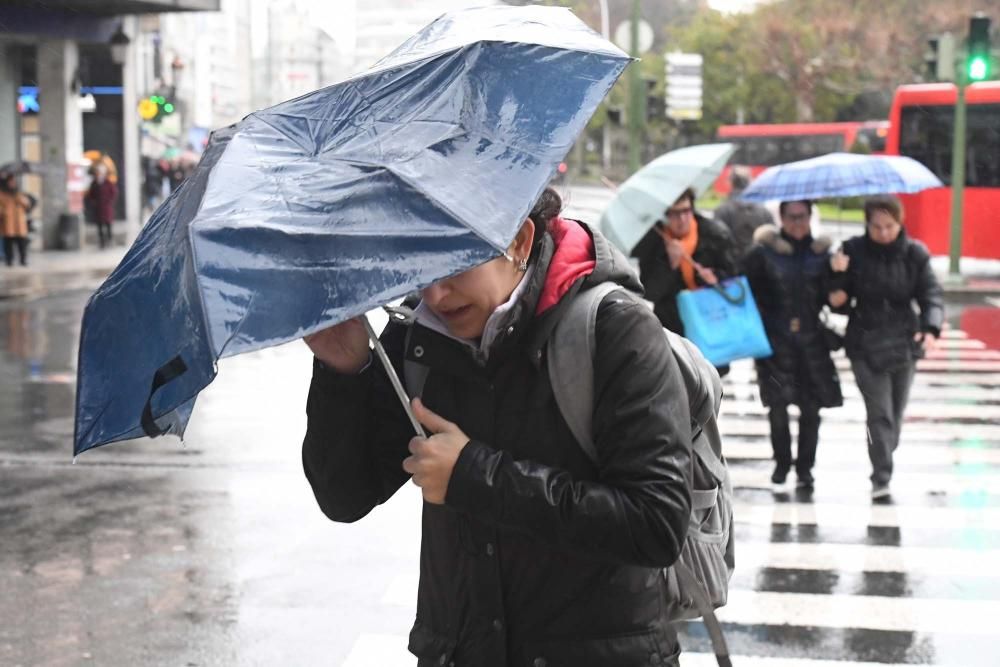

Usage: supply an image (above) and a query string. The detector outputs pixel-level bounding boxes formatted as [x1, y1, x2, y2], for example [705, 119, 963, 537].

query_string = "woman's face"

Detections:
[867, 209, 902, 245]
[420, 220, 535, 339]
[664, 194, 695, 238]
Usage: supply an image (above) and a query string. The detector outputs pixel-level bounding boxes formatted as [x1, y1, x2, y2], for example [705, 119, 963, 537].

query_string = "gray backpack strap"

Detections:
[547, 282, 625, 463]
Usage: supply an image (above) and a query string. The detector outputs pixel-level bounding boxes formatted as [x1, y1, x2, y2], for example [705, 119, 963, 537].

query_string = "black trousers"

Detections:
[97, 222, 112, 248]
[768, 400, 821, 477]
[2, 236, 27, 266]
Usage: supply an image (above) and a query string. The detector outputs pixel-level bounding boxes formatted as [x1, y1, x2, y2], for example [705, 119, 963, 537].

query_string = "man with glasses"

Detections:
[744, 200, 843, 493]
[633, 188, 737, 340]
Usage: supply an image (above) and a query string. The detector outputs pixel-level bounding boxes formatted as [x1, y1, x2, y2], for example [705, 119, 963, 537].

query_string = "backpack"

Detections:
[547, 282, 734, 667]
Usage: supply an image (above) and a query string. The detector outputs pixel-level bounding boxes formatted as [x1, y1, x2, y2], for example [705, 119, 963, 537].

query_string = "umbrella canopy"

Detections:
[73, 5, 629, 456]
[738, 152, 944, 203]
[0, 160, 32, 175]
[600, 143, 735, 254]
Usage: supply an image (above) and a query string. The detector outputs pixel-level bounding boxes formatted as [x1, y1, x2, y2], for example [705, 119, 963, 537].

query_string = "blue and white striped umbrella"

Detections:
[738, 152, 943, 203]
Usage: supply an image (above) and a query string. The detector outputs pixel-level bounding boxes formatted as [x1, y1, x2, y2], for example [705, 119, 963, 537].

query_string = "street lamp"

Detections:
[109, 23, 131, 66]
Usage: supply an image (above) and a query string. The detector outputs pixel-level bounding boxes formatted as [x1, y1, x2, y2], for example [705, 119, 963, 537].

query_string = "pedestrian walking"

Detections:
[828, 194, 943, 499]
[85, 164, 118, 249]
[633, 188, 738, 336]
[711, 166, 774, 260]
[744, 199, 843, 492]
[301, 188, 695, 666]
[0, 172, 32, 267]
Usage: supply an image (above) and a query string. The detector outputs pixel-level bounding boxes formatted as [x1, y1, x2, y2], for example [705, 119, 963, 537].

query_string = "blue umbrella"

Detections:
[738, 152, 944, 203]
[74, 5, 629, 456]
[600, 143, 735, 254]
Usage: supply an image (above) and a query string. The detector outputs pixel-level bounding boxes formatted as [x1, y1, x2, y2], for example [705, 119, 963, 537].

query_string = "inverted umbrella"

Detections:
[738, 152, 944, 203]
[600, 143, 735, 255]
[74, 5, 629, 456]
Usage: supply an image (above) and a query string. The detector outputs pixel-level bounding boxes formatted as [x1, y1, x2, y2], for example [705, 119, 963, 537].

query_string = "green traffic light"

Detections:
[152, 95, 164, 105]
[163, 103, 175, 113]
[968, 55, 989, 81]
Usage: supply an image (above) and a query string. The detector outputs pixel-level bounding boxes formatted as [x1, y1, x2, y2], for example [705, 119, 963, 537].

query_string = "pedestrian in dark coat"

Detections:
[85, 164, 118, 248]
[829, 194, 943, 499]
[711, 166, 774, 260]
[744, 200, 843, 491]
[301, 188, 694, 667]
[633, 188, 738, 337]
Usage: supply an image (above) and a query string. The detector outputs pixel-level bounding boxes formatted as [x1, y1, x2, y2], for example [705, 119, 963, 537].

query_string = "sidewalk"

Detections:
[0, 245, 126, 300]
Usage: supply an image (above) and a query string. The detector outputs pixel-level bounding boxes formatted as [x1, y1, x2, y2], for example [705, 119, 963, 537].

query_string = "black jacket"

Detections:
[303, 222, 693, 667]
[833, 230, 944, 366]
[633, 213, 738, 335]
[744, 227, 843, 408]
[711, 198, 774, 258]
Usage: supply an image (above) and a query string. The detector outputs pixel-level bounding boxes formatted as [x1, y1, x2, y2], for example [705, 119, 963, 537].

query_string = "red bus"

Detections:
[713, 121, 888, 193]
[885, 82, 1000, 260]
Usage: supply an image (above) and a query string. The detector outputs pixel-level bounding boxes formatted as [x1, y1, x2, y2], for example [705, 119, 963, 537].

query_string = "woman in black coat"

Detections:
[829, 194, 943, 499]
[632, 188, 738, 336]
[744, 200, 843, 492]
[301, 189, 694, 666]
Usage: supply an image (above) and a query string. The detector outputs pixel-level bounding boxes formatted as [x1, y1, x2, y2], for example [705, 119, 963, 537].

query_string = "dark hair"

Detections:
[729, 166, 750, 192]
[863, 194, 903, 224]
[779, 200, 813, 217]
[674, 188, 696, 209]
[527, 187, 562, 261]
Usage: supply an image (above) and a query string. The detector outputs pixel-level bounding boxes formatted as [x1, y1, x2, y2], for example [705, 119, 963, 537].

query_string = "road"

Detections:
[1, 185, 998, 666]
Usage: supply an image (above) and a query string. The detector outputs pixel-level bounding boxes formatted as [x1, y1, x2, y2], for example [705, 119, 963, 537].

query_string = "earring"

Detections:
[503, 251, 514, 263]
[517, 257, 528, 272]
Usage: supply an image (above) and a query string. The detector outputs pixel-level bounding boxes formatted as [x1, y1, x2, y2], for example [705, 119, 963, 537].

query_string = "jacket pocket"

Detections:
[522, 627, 678, 667]
[409, 620, 456, 667]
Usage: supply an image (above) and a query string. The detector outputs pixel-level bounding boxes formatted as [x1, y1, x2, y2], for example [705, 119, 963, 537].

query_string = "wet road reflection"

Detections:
[1, 278, 998, 666]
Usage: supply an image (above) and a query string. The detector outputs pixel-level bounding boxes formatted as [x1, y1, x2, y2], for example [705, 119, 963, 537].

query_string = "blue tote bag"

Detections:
[677, 276, 772, 366]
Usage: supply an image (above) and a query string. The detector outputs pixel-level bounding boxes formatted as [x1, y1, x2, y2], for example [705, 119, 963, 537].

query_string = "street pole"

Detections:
[598, 0, 611, 173]
[948, 65, 967, 279]
[627, 0, 642, 174]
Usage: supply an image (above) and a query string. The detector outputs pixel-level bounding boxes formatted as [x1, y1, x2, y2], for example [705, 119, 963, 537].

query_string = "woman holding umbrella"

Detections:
[632, 188, 738, 339]
[0, 171, 33, 267]
[301, 188, 695, 666]
[829, 194, 943, 499]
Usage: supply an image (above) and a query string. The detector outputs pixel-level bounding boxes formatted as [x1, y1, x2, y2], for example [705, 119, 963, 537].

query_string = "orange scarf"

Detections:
[672, 217, 700, 290]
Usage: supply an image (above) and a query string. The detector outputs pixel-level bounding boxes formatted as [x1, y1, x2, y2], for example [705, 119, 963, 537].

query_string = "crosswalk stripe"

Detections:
[721, 401, 1000, 422]
[715, 589, 997, 635]
[735, 540, 1000, 577]
[734, 500, 1000, 531]
[340, 633, 410, 667]
[729, 466, 1000, 491]
[724, 440, 1000, 464]
[680, 654, 897, 667]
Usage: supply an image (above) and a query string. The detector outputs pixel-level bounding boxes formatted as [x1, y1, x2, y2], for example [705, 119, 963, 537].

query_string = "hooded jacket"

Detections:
[743, 226, 843, 409]
[303, 220, 693, 667]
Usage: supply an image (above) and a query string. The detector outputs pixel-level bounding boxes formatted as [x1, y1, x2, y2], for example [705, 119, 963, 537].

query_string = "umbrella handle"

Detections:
[362, 315, 427, 439]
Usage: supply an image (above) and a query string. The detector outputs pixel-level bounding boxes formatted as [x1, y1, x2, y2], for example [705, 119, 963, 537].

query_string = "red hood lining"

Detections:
[536, 217, 596, 315]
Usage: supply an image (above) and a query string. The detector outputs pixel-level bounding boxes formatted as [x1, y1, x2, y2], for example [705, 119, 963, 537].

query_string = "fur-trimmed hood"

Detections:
[752, 225, 832, 255]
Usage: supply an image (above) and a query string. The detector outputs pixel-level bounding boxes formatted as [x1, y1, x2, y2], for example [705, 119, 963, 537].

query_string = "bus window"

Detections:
[900, 104, 1000, 187]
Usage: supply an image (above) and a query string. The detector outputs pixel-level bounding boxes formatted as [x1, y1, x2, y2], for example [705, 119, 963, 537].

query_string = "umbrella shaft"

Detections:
[362, 315, 427, 438]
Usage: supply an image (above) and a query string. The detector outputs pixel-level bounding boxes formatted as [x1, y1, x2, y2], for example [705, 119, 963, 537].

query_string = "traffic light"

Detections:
[967, 14, 992, 82]
[137, 94, 176, 123]
[925, 33, 955, 82]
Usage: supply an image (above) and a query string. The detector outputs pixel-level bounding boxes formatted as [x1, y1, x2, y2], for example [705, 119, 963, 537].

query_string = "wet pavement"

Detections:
[1, 210, 1000, 665]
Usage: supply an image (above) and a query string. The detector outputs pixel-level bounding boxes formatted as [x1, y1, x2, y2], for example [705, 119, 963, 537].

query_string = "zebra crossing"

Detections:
[336, 328, 1000, 666]
[672, 327, 1000, 665]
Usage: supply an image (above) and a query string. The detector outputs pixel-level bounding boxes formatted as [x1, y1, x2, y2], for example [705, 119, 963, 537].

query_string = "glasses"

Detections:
[665, 206, 694, 220]
[782, 212, 810, 223]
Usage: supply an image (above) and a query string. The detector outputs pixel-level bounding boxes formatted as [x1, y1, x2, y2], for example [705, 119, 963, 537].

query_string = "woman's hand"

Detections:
[829, 290, 848, 308]
[915, 331, 938, 354]
[303, 317, 370, 374]
[830, 251, 850, 272]
[403, 398, 470, 504]
[696, 265, 718, 286]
